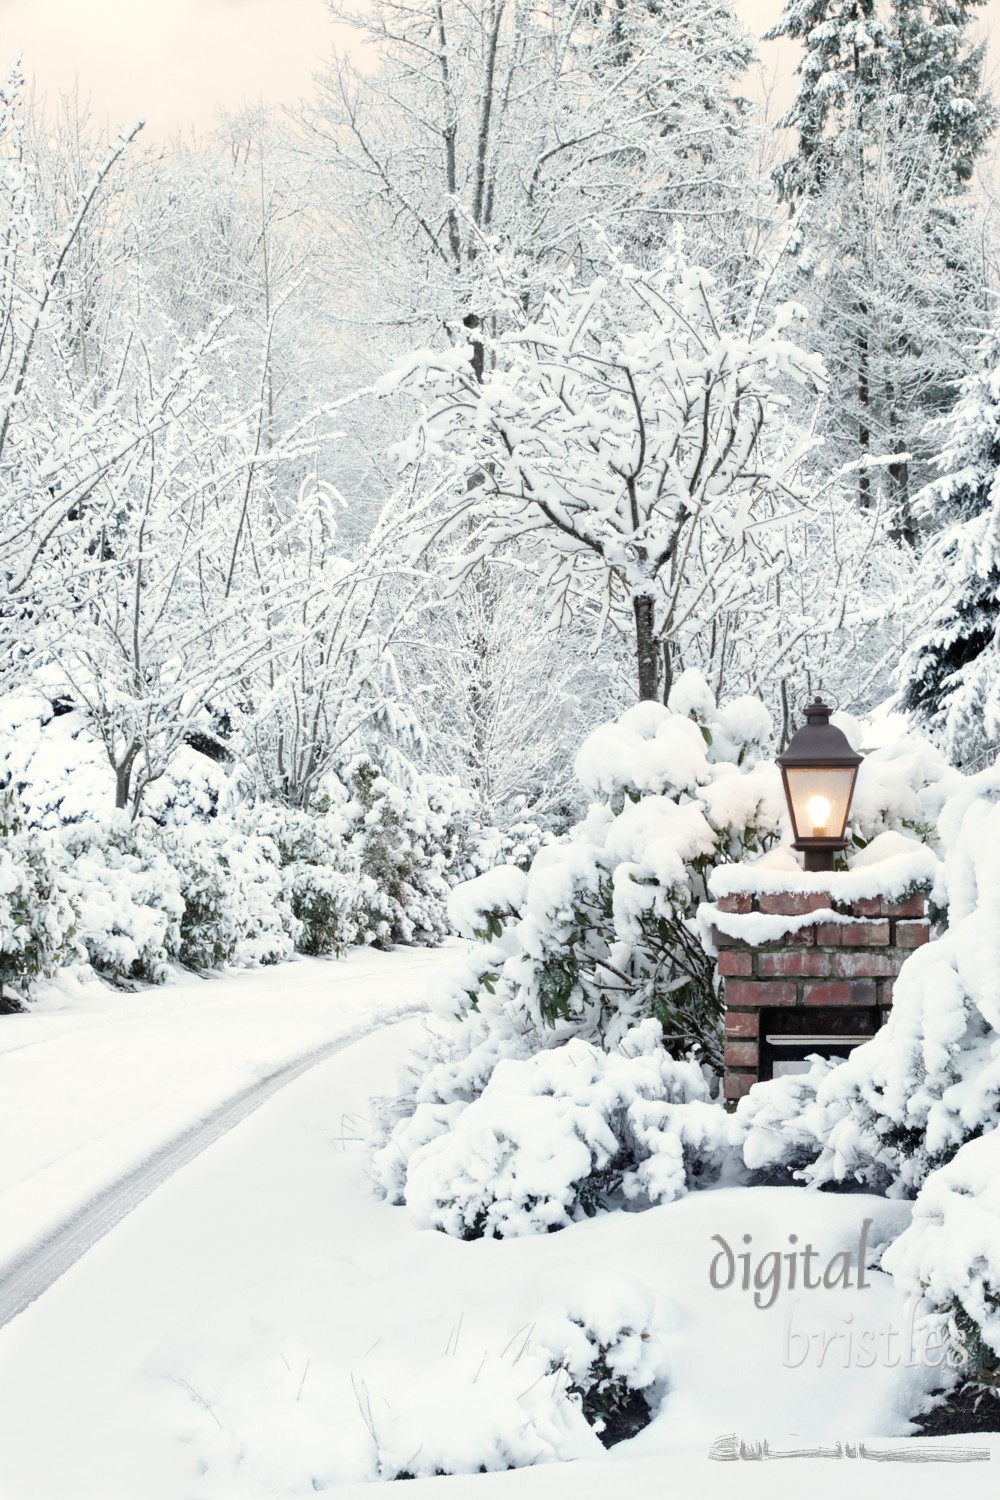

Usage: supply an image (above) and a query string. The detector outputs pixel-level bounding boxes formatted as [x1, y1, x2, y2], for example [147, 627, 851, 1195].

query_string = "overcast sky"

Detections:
[0, 0, 993, 140]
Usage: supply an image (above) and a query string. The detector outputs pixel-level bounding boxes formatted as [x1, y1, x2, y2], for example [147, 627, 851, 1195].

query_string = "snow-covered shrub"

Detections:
[464, 678, 790, 1064]
[155, 826, 248, 970]
[0, 793, 76, 1002]
[360, 1347, 602, 1478]
[379, 1019, 727, 1237]
[733, 1058, 841, 1184]
[236, 802, 360, 956]
[61, 817, 185, 984]
[368, 678, 788, 1230]
[357, 1272, 671, 1477]
[882, 1131, 1000, 1394]
[532, 1271, 671, 1446]
[834, 707, 963, 856]
[288, 862, 357, 957]
[0, 690, 114, 826]
[141, 743, 231, 827]
[215, 829, 299, 966]
[342, 755, 490, 948]
[497, 819, 553, 872]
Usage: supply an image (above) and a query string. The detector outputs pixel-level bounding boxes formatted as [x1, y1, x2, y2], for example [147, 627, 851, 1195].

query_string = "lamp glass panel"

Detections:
[784, 766, 855, 841]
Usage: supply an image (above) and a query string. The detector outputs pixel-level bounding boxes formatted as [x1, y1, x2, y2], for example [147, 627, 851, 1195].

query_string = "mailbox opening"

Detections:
[758, 1006, 886, 1081]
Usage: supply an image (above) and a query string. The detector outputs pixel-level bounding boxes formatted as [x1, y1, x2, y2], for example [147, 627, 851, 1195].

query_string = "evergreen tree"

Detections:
[766, 0, 995, 199]
[764, 0, 889, 202]
[888, 0, 996, 185]
[899, 331, 1000, 763]
[765, 0, 996, 531]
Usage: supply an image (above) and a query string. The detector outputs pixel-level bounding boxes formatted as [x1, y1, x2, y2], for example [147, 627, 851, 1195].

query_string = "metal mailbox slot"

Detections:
[758, 1006, 886, 1080]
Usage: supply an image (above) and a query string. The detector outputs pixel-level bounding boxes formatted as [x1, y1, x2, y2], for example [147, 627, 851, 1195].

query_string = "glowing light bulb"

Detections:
[807, 794, 831, 835]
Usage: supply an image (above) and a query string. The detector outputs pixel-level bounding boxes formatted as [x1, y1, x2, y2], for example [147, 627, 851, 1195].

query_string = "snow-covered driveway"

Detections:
[0, 991, 996, 1498]
[0, 947, 446, 1278]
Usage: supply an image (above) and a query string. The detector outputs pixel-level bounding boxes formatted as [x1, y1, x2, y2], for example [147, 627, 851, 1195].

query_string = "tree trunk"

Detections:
[886, 380, 915, 546]
[634, 595, 660, 701]
[463, 311, 485, 383]
[113, 742, 139, 811]
[114, 760, 132, 811]
[661, 640, 674, 706]
[857, 316, 871, 509]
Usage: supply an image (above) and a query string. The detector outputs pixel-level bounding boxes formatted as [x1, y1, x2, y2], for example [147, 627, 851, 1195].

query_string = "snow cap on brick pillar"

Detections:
[699, 833, 944, 1108]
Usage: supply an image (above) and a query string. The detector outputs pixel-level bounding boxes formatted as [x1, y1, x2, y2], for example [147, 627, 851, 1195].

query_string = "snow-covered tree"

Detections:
[233, 480, 426, 812]
[383, 241, 824, 702]
[394, 563, 619, 824]
[899, 327, 1000, 765]
[764, 0, 996, 526]
[767, 0, 995, 199]
[0, 66, 147, 599]
[304, 0, 757, 349]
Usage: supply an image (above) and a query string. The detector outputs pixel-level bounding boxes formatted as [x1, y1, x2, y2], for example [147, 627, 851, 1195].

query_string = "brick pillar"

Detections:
[717, 889, 930, 1106]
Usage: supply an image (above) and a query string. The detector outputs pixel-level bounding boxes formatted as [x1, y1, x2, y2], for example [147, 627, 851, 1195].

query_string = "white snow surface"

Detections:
[707, 831, 944, 904]
[0, 946, 446, 1271]
[447, 865, 528, 940]
[0, 1008, 992, 1498]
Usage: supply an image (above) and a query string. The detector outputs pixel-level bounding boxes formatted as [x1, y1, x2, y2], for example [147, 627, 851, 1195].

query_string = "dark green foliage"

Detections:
[564, 1344, 655, 1447]
[0, 793, 76, 999]
[290, 866, 349, 957]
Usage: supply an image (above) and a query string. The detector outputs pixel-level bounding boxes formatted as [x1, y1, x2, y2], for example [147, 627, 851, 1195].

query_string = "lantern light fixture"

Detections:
[776, 697, 863, 871]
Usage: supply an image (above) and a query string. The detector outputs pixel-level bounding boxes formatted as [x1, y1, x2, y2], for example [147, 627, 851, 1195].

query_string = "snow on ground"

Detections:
[0, 946, 449, 1271]
[0, 1010, 995, 1499]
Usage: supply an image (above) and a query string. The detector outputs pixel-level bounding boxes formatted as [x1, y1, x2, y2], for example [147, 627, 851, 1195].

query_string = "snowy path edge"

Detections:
[0, 1006, 423, 1330]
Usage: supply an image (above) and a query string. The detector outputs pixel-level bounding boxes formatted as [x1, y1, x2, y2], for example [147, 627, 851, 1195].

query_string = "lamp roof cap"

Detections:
[776, 697, 863, 769]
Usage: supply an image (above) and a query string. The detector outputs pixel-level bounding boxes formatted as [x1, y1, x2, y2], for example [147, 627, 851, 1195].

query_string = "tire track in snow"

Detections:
[0, 1007, 423, 1330]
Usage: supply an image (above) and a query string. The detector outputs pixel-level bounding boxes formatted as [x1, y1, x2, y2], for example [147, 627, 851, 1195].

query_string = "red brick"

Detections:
[881, 984, 894, 1009]
[717, 950, 753, 976]
[723, 979, 797, 1007]
[725, 1040, 759, 1068]
[717, 892, 753, 914]
[725, 1010, 759, 1038]
[758, 891, 833, 916]
[724, 1072, 757, 1101]
[851, 894, 927, 919]
[829, 950, 903, 979]
[881, 894, 928, 919]
[815, 920, 890, 947]
[757, 949, 832, 978]
[896, 920, 930, 949]
[804, 979, 878, 1006]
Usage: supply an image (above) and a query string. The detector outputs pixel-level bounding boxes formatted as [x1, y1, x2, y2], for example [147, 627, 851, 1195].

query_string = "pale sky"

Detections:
[0, 0, 995, 140]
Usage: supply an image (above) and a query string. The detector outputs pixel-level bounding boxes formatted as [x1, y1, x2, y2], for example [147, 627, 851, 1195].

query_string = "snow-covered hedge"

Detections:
[0, 794, 76, 1002]
[882, 1131, 1000, 1393]
[0, 687, 496, 994]
[377, 1020, 726, 1236]
[61, 818, 186, 984]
